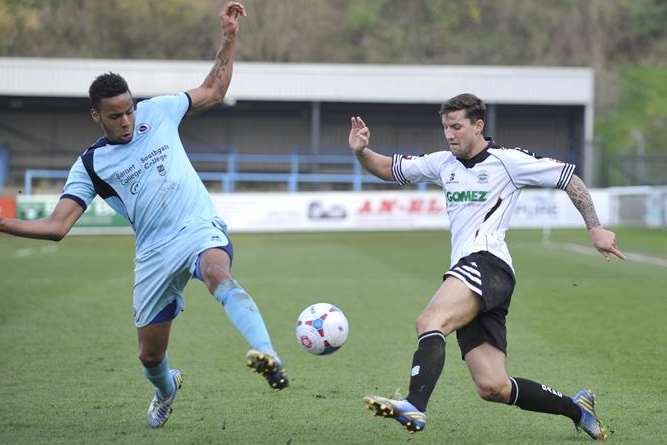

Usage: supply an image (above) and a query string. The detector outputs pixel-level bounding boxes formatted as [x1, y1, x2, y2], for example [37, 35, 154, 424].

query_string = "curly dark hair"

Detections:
[88, 72, 130, 110]
[439, 93, 486, 123]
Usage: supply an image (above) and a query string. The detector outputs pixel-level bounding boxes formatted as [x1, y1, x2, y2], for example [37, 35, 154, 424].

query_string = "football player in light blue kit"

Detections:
[0, 1, 287, 428]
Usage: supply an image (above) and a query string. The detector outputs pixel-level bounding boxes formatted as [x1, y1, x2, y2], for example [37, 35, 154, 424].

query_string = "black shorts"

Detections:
[443, 251, 516, 359]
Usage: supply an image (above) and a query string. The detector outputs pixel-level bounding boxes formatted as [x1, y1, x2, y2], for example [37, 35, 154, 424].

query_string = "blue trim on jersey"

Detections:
[80, 145, 120, 200]
[87, 137, 109, 150]
[184, 91, 193, 113]
[147, 300, 179, 325]
[60, 193, 87, 210]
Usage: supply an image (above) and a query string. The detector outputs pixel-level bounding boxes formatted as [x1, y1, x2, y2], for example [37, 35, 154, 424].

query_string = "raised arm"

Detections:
[187, 2, 246, 114]
[0, 197, 84, 241]
[348, 116, 393, 181]
[565, 174, 625, 260]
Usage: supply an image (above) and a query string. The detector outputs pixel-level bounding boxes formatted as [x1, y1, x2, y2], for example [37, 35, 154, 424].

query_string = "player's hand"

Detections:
[589, 226, 625, 260]
[220, 2, 246, 41]
[349, 116, 370, 154]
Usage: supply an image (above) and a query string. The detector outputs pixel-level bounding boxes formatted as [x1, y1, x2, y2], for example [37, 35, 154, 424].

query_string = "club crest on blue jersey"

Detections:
[137, 123, 151, 134]
[157, 164, 166, 176]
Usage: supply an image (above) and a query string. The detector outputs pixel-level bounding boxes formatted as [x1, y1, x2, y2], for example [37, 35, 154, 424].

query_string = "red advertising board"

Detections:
[0, 196, 16, 218]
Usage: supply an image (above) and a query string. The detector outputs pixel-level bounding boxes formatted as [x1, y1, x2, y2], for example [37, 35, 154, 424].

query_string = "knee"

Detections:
[476, 379, 511, 403]
[416, 309, 453, 335]
[203, 263, 231, 293]
[138, 350, 165, 369]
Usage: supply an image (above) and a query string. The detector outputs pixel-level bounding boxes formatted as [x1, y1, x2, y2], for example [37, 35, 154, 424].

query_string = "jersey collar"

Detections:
[87, 135, 131, 152]
[84, 137, 110, 153]
[457, 137, 499, 168]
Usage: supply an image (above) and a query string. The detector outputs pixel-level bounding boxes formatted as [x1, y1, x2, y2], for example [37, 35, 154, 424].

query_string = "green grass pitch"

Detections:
[1, 228, 665, 444]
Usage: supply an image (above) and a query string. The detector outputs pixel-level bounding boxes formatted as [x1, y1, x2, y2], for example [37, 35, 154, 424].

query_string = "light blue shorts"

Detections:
[132, 217, 231, 328]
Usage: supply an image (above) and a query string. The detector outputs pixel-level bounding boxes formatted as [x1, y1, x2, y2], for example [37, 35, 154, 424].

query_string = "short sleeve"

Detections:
[499, 148, 575, 190]
[145, 92, 192, 125]
[61, 157, 96, 210]
[391, 151, 447, 186]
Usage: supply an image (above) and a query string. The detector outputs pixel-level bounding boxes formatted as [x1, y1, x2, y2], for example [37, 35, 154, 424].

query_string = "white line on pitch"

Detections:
[543, 240, 667, 267]
[15, 244, 59, 258]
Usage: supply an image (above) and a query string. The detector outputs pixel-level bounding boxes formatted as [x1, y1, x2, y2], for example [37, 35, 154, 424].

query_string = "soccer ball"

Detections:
[296, 303, 349, 355]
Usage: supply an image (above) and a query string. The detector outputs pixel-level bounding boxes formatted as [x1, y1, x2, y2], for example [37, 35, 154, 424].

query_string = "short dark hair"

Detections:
[88, 72, 130, 110]
[439, 93, 486, 123]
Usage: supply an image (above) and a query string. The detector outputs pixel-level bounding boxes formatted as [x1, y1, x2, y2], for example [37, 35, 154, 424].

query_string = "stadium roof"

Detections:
[0, 57, 593, 106]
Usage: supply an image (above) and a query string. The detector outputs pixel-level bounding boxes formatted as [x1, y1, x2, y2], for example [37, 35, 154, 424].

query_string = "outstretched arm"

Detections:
[565, 174, 624, 260]
[187, 2, 246, 113]
[0, 198, 84, 241]
[348, 116, 393, 181]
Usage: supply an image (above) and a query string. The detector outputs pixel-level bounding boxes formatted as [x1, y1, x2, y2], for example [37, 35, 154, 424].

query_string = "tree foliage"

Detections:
[597, 68, 667, 154]
[3, 0, 665, 66]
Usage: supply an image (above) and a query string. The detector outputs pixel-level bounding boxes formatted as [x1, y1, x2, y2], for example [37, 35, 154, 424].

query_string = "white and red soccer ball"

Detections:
[296, 303, 349, 355]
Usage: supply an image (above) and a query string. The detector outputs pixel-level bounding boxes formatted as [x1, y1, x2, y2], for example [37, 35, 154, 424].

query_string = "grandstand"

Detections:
[0, 58, 594, 193]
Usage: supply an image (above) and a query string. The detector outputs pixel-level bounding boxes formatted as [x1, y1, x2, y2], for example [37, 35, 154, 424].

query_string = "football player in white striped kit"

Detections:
[349, 93, 624, 440]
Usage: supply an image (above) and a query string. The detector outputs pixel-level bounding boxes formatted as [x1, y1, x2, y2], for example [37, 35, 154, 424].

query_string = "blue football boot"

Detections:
[572, 389, 609, 440]
[363, 395, 427, 432]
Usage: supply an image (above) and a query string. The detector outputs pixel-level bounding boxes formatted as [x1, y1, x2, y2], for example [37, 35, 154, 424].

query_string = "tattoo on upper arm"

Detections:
[566, 175, 600, 229]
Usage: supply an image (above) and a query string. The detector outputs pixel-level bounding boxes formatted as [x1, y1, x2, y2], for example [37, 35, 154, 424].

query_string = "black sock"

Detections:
[508, 377, 582, 423]
[406, 330, 446, 412]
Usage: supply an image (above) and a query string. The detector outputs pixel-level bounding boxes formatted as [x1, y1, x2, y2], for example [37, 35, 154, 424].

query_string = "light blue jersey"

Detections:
[62, 93, 218, 254]
[62, 93, 231, 327]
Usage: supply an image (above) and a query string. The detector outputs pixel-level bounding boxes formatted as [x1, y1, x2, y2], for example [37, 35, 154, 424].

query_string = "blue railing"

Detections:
[0, 145, 9, 188]
[24, 169, 71, 195]
[23, 152, 427, 194]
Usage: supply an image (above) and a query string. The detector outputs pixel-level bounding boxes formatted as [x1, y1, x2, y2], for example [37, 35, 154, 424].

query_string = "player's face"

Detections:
[91, 92, 136, 144]
[442, 110, 484, 159]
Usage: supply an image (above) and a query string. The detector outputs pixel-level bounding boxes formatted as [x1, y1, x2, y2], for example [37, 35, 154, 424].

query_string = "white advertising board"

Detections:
[210, 191, 448, 232]
[17, 189, 612, 234]
[211, 189, 611, 233]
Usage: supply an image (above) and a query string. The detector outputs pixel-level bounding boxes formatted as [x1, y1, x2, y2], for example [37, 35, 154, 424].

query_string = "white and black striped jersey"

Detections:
[391, 140, 575, 270]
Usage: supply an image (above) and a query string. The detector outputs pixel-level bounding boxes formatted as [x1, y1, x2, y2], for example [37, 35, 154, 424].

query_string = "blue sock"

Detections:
[143, 355, 175, 399]
[214, 279, 276, 359]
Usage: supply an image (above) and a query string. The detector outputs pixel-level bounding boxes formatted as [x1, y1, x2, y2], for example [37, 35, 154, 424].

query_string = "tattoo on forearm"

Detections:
[202, 48, 230, 88]
[566, 175, 600, 229]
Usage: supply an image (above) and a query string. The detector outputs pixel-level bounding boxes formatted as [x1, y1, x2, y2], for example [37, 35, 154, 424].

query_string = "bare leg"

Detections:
[406, 277, 481, 411]
[465, 342, 583, 425]
[416, 277, 481, 335]
[464, 343, 512, 403]
[138, 320, 176, 400]
[199, 247, 276, 355]
[137, 320, 172, 368]
[199, 247, 287, 390]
